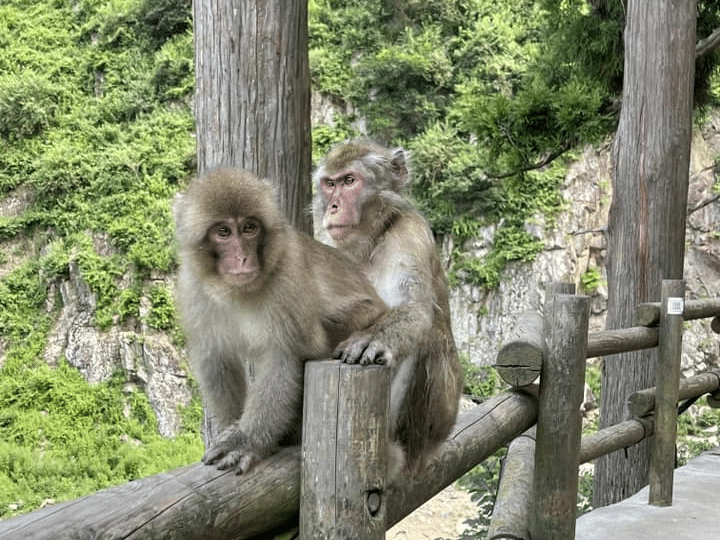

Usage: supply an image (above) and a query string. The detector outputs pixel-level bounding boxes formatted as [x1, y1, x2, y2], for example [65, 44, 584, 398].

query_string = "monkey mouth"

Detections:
[326, 224, 353, 241]
[223, 271, 258, 287]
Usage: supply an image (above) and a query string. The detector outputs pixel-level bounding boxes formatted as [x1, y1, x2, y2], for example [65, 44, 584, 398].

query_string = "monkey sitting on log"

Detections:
[313, 140, 464, 477]
[174, 168, 388, 474]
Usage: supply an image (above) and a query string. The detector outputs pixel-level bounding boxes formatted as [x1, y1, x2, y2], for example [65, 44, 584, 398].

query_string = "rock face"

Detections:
[42, 257, 192, 437]
[451, 118, 720, 378]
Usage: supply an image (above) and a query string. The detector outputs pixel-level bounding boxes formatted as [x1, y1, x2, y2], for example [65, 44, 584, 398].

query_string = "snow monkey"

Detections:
[314, 140, 463, 477]
[174, 167, 388, 474]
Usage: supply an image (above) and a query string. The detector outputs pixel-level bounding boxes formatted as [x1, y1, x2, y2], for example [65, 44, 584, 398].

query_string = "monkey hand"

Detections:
[203, 428, 265, 474]
[333, 332, 394, 366]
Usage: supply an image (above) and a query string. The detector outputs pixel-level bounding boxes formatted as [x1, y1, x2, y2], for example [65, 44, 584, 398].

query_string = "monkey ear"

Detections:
[390, 148, 410, 188]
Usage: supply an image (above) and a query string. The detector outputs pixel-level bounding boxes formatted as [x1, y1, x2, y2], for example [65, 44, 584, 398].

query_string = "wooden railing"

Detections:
[0, 369, 538, 539]
[488, 280, 720, 540]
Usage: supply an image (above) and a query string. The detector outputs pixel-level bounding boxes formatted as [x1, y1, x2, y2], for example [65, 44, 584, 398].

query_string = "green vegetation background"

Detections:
[1, 0, 720, 525]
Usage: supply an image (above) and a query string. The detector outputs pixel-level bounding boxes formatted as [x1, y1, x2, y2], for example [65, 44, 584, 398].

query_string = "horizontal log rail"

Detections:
[627, 370, 720, 416]
[0, 389, 538, 540]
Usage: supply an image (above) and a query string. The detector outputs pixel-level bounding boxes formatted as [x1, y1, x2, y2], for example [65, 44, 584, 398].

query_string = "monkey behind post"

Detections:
[174, 167, 388, 474]
[313, 140, 464, 477]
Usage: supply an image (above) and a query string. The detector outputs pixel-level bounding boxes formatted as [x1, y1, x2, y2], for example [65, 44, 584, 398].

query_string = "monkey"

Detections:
[174, 167, 388, 474]
[313, 140, 464, 477]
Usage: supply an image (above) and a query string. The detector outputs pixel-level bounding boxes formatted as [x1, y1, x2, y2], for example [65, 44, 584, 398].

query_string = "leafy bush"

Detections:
[0, 0, 198, 515]
[0, 362, 202, 518]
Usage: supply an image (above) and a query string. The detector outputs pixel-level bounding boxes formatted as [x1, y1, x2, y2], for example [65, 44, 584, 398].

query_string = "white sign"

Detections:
[667, 297, 684, 316]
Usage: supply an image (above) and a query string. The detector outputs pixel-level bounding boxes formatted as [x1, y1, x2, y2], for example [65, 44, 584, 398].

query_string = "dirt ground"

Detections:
[386, 483, 479, 540]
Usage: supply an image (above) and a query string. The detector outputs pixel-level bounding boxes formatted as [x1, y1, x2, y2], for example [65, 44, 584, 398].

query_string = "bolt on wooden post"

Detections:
[300, 360, 390, 540]
[649, 279, 685, 506]
[531, 284, 589, 540]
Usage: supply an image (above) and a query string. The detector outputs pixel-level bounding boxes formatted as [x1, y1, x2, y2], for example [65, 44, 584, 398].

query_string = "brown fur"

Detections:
[314, 141, 463, 476]
[175, 167, 388, 473]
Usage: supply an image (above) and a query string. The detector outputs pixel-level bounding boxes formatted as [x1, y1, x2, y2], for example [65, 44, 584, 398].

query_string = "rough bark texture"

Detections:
[193, 0, 312, 232]
[595, 0, 696, 508]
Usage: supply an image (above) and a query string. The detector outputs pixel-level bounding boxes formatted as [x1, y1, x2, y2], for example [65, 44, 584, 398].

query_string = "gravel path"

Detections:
[386, 484, 479, 540]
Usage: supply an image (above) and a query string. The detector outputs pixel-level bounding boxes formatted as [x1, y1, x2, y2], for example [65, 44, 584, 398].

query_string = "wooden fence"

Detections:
[489, 280, 720, 540]
[1, 281, 718, 539]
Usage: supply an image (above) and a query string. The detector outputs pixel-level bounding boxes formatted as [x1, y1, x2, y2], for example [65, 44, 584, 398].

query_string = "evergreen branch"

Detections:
[484, 142, 571, 180]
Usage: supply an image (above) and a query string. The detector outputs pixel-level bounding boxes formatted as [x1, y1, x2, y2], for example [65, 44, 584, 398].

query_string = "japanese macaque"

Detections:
[174, 168, 388, 474]
[313, 140, 463, 476]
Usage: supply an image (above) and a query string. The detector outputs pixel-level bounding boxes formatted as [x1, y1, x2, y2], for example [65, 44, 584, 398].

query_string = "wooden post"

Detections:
[300, 360, 389, 539]
[649, 279, 685, 506]
[531, 290, 589, 540]
[487, 427, 536, 540]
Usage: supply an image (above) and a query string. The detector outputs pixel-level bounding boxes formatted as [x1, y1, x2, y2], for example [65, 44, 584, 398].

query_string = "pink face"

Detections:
[320, 170, 365, 242]
[208, 217, 262, 288]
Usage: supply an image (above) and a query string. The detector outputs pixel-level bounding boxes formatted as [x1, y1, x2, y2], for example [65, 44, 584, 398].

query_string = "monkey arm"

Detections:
[335, 243, 437, 367]
[203, 352, 304, 473]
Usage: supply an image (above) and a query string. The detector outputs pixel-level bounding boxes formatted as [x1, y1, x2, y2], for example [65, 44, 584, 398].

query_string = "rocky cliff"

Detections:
[452, 115, 720, 379]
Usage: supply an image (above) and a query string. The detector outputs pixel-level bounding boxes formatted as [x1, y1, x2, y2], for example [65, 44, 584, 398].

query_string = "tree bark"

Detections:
[192, 0, 312, 446]
[594, 0, 696, 508]
[193, 0, 312, 232]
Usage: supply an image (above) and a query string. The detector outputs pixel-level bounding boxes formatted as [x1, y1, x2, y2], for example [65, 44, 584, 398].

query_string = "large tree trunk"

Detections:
[193, 0, 312, 233]
[594, 0, 696, 508]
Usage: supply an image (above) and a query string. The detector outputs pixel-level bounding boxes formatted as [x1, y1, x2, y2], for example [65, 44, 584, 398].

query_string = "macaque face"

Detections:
[319, 170, 365, 242]
[208, 217, 262, 288]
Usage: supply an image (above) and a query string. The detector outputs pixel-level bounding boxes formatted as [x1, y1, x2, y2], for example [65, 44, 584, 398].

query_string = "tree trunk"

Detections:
[192, 0, 312, 446]
[193, 0, 312, 232]
[594, 0, 696, 508]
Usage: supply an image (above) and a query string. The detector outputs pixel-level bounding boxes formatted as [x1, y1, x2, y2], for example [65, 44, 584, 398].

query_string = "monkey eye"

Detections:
[215, 225, 232, 238]
[322, 178, 335, 189]
[343, 174, 355, 186]
[242, 219, 261, 236]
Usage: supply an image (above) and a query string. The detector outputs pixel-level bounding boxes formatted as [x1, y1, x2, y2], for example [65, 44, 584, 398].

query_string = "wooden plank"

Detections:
[531, 292, 589, 540]
[487, 427, 536, 540]
[300, 361, 389, 540]
[649, 280, 684, 507]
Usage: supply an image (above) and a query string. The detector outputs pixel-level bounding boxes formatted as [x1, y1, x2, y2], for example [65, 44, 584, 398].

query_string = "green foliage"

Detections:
[311, 119, 363, 165]
[146, 284, 177, 331]
[0, 0, 197, 516]
[676, 405, 720, 465]
[0, 73, 64, 141]
[456, 448, 506, 537]
[580, 267, 604, 295]
[585, 362, 602, 405]
[460, 355, 503, 398]
[0, 362, 202, 518]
